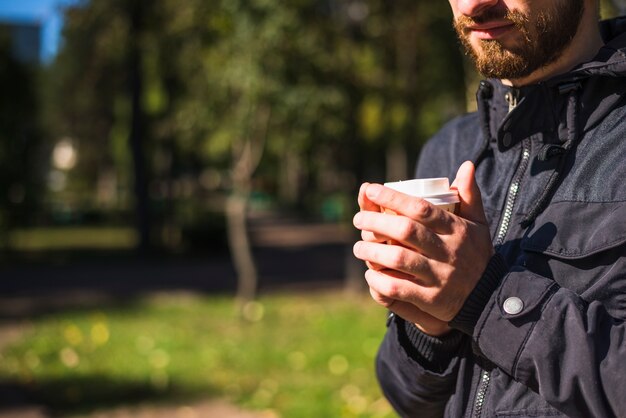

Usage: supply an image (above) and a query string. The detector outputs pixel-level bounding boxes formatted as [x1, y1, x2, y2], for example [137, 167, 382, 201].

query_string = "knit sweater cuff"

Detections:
[449, 252, 509, 336]
[397, 316, 464, 372]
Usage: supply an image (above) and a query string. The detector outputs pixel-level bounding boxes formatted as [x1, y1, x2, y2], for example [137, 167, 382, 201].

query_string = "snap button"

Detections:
[502, 132, 513, 147]
[503, 297, 524, 315]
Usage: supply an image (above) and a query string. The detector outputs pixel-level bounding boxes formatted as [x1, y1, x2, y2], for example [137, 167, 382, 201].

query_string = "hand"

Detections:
[357, 182, 451, 336]
[353, 161, 494, 325]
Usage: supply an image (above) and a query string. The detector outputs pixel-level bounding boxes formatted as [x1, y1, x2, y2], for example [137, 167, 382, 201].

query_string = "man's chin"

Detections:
[473, 40, 523, 62]
[474, 33, 524, 53]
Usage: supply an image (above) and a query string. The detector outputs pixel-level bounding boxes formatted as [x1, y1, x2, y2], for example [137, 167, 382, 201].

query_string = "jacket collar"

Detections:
[481, 16, 626, 152]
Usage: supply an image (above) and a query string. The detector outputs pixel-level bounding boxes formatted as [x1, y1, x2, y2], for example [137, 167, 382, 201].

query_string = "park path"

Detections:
[0, 400, 269, 418]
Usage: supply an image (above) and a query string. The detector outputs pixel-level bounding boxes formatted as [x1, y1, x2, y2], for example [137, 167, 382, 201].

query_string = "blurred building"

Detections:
[0, 21, 42, 64]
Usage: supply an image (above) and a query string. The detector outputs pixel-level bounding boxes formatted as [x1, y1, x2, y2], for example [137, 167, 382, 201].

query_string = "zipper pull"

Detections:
[505, 88, 520, 113]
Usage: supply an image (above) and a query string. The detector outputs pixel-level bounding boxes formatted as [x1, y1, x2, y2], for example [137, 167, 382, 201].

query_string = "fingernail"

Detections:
[353, 241, 361, 255]
[366, 184, 382, 199]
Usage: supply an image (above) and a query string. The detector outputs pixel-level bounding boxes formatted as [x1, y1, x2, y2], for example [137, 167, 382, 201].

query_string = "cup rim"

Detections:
[423, 192, 460, 204]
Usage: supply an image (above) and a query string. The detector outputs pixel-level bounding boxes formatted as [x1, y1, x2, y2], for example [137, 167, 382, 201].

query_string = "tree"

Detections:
[0, 27, 45, 249]
[42, 0, 467, 301]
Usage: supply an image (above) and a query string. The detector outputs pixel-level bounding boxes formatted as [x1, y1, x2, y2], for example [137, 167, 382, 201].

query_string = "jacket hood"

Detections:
[545, 16, 626, 142]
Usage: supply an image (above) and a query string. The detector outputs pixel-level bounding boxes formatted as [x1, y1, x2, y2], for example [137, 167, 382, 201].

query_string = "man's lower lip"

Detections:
[471, 25, 515, 40]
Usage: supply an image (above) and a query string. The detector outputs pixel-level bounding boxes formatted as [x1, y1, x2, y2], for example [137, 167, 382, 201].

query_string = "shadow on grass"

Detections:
[0, 243, 351, 322]
[0, 375, 218, 415]
[0, 249, 237, 323]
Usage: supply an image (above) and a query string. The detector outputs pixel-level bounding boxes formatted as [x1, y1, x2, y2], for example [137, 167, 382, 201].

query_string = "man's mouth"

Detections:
[466, 21, 516, 40]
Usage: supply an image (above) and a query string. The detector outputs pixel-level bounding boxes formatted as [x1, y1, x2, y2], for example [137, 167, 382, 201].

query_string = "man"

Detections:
[352, 0, 626, 416]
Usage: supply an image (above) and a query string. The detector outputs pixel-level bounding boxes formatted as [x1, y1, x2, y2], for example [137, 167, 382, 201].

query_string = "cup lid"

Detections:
[384, 178, 455, 198]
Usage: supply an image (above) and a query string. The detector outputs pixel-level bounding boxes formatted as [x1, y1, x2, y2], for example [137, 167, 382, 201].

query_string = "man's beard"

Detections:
[454, 0, 584, 80]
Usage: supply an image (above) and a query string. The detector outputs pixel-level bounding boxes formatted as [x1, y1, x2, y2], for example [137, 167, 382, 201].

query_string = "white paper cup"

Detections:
[383, 178, 460, 214]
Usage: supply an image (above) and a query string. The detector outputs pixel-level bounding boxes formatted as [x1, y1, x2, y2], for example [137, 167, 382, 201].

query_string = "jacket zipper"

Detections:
[473, 369, 491, 417]
[472, 94, 530, 417]
[495, 141, 531, 246]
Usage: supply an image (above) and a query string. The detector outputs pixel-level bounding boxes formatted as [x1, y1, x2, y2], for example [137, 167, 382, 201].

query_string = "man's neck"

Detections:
[504, 14, 604, 87]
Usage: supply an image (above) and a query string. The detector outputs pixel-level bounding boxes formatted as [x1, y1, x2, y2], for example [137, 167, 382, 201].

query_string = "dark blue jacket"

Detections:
[376, 17, 626, 418]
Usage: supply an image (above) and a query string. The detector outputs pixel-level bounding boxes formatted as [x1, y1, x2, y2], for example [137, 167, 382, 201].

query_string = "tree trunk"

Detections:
[228, 104, 271, 310]
[226, 192, 258, 304]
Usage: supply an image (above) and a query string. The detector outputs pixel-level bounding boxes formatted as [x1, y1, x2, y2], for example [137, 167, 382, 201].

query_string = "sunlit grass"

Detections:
[0, 291, 397, 417]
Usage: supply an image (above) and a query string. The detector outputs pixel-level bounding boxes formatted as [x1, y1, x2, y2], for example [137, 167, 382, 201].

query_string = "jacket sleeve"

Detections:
[376, 314, 467, 417]
[450, 253, 626, 417]
[376, 115, 481, 417]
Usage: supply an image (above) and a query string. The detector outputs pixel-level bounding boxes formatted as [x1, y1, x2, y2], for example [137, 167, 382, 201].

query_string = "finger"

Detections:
[451, 161, 488, 224]
[364, 183, 455, 234]
[366, 268, 455, 322]
[353, 241, 440, 280]
[364, 268, 429, 310]
[368, 288, 426, 322]
[355, 213, 389, 243]
[368, 289, 451, 336]
[358, 182, 380, 212]
[354, 211, 446, 260]
[368, 287, 397, 309]
[354, 241, 434, 283]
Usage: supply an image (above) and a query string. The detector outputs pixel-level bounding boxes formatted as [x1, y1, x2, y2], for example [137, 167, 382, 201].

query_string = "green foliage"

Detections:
[39, 0, 466, 241]
[0, 292, 397, 417]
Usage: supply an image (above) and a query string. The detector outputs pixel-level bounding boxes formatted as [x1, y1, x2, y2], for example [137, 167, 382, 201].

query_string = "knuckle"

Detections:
[411, 199, 433, 219]
[455, 221, 470, 240]
[446, 250, 459, 266]
[389, 249, 407, 269]
[421, 290, 440, 307]
[385, 281, 403, 300]
[414, 256, 430, 274]
[398, 219, 416, 241]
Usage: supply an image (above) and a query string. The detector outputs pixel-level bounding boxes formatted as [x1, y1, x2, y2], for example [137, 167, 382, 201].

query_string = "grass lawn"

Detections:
[0, 291, 398, 417]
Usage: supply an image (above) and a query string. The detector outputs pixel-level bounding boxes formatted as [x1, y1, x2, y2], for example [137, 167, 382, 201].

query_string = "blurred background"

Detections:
[0, 1, 623, 417]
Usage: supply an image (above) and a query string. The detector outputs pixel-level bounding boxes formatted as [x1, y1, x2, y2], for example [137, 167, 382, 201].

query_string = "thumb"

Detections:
[451, 161, 487, 224]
